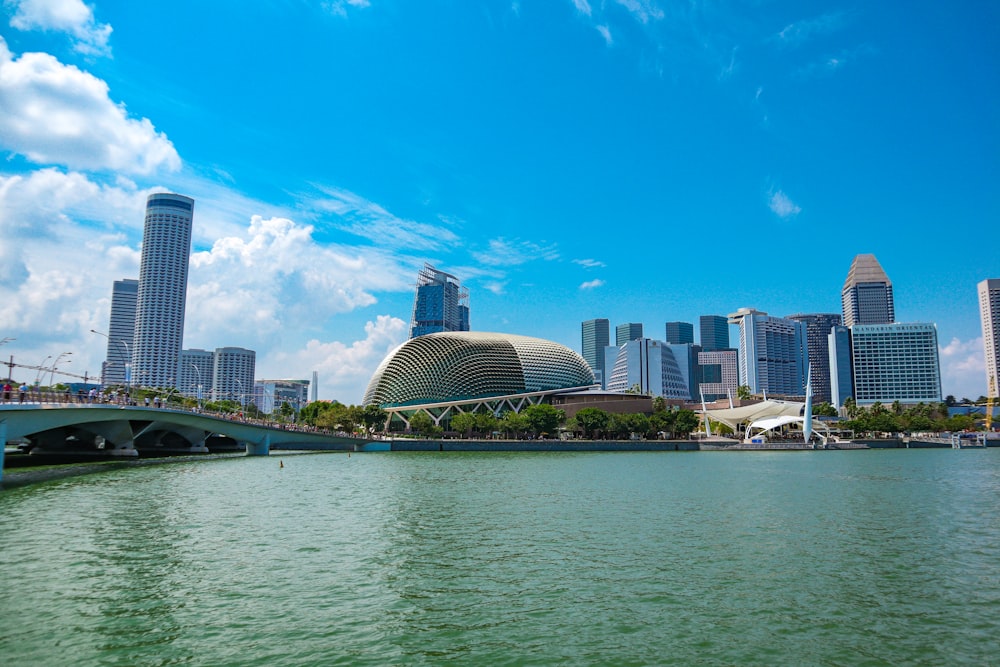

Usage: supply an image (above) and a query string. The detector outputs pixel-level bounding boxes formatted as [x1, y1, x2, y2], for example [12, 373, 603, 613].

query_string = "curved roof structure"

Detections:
[363, 332, 595, 407]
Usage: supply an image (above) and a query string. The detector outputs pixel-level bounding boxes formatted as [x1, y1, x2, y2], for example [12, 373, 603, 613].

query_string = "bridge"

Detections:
[0, 403, 365, 482]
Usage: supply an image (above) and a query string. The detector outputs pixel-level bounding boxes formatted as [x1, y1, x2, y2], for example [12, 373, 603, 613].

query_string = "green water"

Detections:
[1, 450, 998, 666]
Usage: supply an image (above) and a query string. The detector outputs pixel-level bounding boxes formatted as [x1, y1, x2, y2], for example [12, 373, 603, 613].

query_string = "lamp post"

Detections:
[49, 352, 72, 386]
[34, 355, 52, 384]
[234, 378, 245, 414]
[190, 363, 203, 411]
[91, 329, 130, 394]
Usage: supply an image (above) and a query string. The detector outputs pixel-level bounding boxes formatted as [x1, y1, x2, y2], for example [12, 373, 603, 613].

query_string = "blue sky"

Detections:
[1, 0, 997, 402]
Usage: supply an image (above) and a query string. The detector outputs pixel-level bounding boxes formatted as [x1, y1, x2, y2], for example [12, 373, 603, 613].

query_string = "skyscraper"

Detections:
[665, 321, 694, 345]
[979, 279, 1000, 397]
[132, 193, 193, 388]
[842, 254, 894, 327]
[699, 315, 729, 351]
[605, 338, 691, 400]
[828, 325, 853, 408]
[581, 318, 610, 384]
[179, 348, 214, 399]
[787, 313, 842, 404]
[410, 263, 470, 338]
[728, 308, 808, 397]
[103, 278, 138, 386]
[211, 346, 256, 405]
[616, 322, 643, 346]
[850, 323, 941, 404]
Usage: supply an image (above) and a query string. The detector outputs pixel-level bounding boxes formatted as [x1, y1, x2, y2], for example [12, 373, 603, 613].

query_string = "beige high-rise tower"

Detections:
[979, 279, 1000, 398]
[842, 254, 894, 328]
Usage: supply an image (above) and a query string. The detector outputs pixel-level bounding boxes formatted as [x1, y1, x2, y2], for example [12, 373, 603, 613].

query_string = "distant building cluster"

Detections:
[99, 193, 316, 412]
[581, 254, 952, 408]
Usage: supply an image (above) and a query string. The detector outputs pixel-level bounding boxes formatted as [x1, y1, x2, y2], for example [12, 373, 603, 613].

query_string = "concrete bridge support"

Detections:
[245, 433, 270, 456]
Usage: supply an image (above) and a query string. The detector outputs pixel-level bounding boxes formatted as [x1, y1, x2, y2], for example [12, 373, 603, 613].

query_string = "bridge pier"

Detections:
[245, 433, 270, 456]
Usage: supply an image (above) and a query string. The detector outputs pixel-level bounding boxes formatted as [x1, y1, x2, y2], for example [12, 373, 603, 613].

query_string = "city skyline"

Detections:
[0, 1, 997, 403]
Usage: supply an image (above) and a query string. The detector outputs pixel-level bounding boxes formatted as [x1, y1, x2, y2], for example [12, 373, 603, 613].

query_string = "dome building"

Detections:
[363, 332, 597, 430]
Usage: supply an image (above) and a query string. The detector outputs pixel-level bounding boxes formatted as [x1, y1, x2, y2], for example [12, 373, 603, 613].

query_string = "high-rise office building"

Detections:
[665, 321, 694, 345]
[828, 325, 853, 408]
[616, 322, 643, 346]
[211, 346, 256, 405]
[581, 318, 610, 385]
[410, 263, 470, 338]
[842, 254, 894, 327]
[850, 323, 941, 404]
[697, 349, 739, 402]
[103, 278, 138, 386]
[979, 279, 1000, 398]
[132, 193, 193, 388]
[699, 315, 729, 351]
[728, 308, 808, 397]
[787, 313, 842, 404]
[254, 379, 310, 414]
[605, 338, 692, 400]
[179, 348, 214, 399]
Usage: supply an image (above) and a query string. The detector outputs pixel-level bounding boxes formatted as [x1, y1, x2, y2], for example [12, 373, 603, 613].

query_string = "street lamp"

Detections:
[91, 329, 130, 394]
[190, 363, 203, 410]
[35, 355, 52, 384]
[49, 352, 72, 386]
[234, 378, 245, 413]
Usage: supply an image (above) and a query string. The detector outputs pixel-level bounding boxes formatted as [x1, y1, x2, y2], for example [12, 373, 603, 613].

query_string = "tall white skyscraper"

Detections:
[103, 278, 138, 386]
[132, 193, 193, 389]
[979, 279, 1000, 398]
[728, 308, 808, 397]
[842, 254, 894, 328]
[212, 347, 256, 405]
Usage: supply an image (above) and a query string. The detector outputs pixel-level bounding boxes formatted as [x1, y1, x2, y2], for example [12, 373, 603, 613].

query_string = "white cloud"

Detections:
[185, 214, 417, 346]
[309, 185, 459, 251]
[273, 315, 408, 404]
[325, 0, 371, 17]
[580, 279, 605, 290]
[614, 0, 664, 25]
[776, 12, 845, 47]
[472, 237, 559, 266]
[7, 0, 112, 56]
[571, 0, 592, 17]
[596, 24, 612, 45]
[939, 337, 986, 399]
[0, 38, 180, 174]
[768, 190, 801, 219]
[483, 281, 507, 295]
[573, 258, 606, 268]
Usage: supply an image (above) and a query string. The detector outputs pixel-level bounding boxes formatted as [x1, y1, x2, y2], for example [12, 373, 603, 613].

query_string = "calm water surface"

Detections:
[1, 449, 998, 666]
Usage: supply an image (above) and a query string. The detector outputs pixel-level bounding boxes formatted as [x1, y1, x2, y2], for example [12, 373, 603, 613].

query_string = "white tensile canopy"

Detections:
[699, 400, 804, 431]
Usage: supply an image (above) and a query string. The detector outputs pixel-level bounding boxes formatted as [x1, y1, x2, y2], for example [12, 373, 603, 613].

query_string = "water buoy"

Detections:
[279, 460, 284, 469]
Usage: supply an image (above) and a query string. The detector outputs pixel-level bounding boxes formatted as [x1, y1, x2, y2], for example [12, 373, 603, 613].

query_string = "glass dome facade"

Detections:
[363, 332, 596, 407]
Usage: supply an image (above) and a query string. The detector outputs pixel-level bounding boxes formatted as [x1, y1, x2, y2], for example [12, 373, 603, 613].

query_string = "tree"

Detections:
[673, 409, 701, 437]
[575, 407, 609, 439]
[944, 395, 957, 407]
[499, 411, 529, 438]
[449, 412, 477, 438]
[652, 396, 667, 413]
[737, 385, 752, 400]
[606, 413, 630, 439]
[359, 404, 388, 436]
[474, 411, 498, 436]
[813, 402, 839, 417]
[408, 411, 435, 436]
[649, 409, 677, 438]
[523, 404, 564, 437]
[279, 401, 294, 419]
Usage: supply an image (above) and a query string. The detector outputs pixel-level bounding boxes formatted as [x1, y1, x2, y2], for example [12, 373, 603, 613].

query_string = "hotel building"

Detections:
[850, 323, 941, 405]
